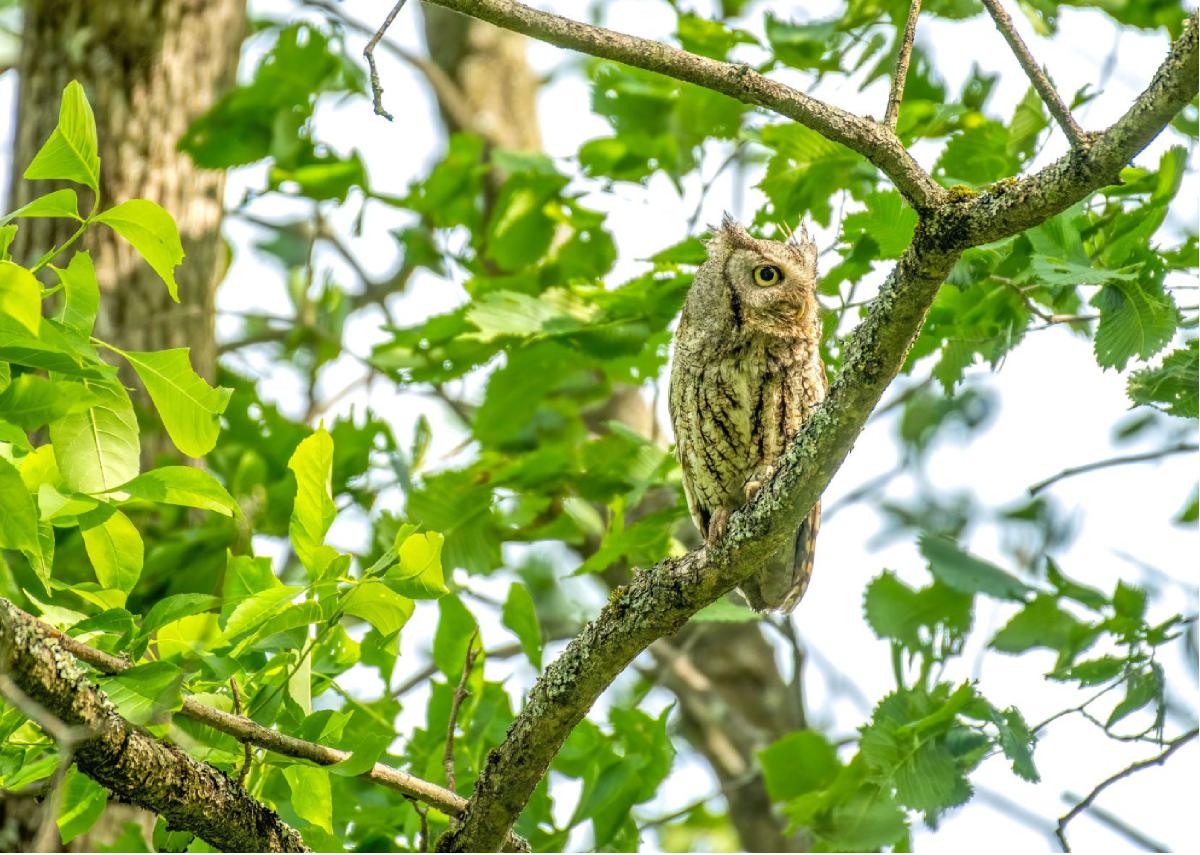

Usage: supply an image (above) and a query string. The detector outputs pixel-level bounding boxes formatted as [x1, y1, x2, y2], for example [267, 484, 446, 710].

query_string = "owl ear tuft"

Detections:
[786, 218, 818, 274]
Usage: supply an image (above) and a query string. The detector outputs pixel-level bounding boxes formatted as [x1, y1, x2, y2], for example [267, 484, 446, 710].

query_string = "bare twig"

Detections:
[884, 0, 922, 129]
[1029, 443, 1198, 495]
[980, 0, 1088, 148]
[1056, 728, 1198, 851]
[363, 0, 410, 120]
[230, 677, 253, 786]
[392, 642, 524, 699]
[406, 796, 431, 851]
[1058, 791, 1169, 852]
[444, 632, 481, 793]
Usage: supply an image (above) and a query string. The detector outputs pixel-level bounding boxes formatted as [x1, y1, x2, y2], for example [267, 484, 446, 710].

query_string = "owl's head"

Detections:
[697, 215, 820, 340]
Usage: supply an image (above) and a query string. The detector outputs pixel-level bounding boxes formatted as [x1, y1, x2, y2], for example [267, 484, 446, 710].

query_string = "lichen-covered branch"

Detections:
[421, 0, 946, 212]
[428, 11, 1199, 851]
[980, 0, 1087, 147]
[0, 599, 310, 853]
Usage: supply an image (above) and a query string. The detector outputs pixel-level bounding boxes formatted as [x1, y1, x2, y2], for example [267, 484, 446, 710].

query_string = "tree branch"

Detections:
[884, 0, 922, 129]
[1056, 728, 1198, 851]
[420, 10, 1198, 851]
[421, 0, 946, 212]
[364, 0, 411, 119]
[940, 13, 1197, 249]
[5, 600, 530, 852]
[980, 0, 1087, 147]
[0, 600, 310, 853]
[1029, 442, 1198, 495]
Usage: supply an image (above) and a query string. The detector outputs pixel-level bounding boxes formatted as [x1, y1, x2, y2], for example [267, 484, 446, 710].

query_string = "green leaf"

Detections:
[841, 191, 918, 259]
[759, 730, 840, 802]
[111, 467, 239, 516]
[919, 534, 1032, 601]
[990, 594, 1092, 655]
[1091, 279, 1178, 371]
[0, 225, 15, 261]
[52, 251, 100, 334]
[114, 348, 231, 457]
[1127, 341, 1198, 418]
[57, 769, 108, 844]
[863, 571, 973, 647]
[386, 530, 449, 598]
[49, 377, 140, 493]
[0, 457, 42, 573]
[0, 189, 81, 226]
[342, 580, 414, 637]
[0, 374, 96, 430]
[137, 593, 220, 640]
[1008, 86, 1048, 161]
[287, 428, 338, 580]
[24, 80, 100, 191]
[1107, 664, 1163, 727]
[692, 599, 761, 622]
[283, 765, 334, 834]
[502, 582, 543, 669]
[81, 508, 143, 595]
[988, 706, 1039, 782]
[433, 595, 479, 681]
[94, 199, 184, 301]
[0, 260, 43, 334]
[98, 661, 183, 726]
[1112, 580, 1147, 620]
[219, 585, 303, 645]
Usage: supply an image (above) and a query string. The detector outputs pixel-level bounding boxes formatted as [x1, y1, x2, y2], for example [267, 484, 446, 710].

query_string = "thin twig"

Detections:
[444, 632, 481, 792]
[980, 0, 1088, 147]
[884, 0, 922, 128]
[1029, 443, 1198, 495]
[405, 797, 431, 851]
[1056, 728, 1198, 851]
[230, 677, 253, 786]
[1058, 791, 1169, 852]
[364, 0, 410, 120]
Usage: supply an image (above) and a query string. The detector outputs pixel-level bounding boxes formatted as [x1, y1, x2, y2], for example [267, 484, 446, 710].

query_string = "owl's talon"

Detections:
[706, 508, 731, 545]
[744, 479, 762, 501]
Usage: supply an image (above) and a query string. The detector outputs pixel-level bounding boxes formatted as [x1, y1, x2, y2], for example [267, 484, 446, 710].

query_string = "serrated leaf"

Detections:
[1091, 279, 1178, 371]
[501, 582, 542, 669]
[94, 199, 184, 301]
[81, 508, 143, 595]
[342, 580, 414, 637]
[990, 594, 1092, 654]
[988, 706, 1039, 782]
[1107, 664, 1163, 727]
[386, 530, 448, 598]
[0, 189, 81, 226]
[1127, 341, 1198, 418]
[919, 534, 1032, 601]
[111, 467, 239, 517]
[24, 80, 100, 191]
[49, 377, 140, 493]
[115, 348, 231, 457]
[0, 260, 42, 334]
[287, 428, 338, 580]
[841, 191, 918, 259]
[863, 571, 974, 647]
[98, 661, 183, 726]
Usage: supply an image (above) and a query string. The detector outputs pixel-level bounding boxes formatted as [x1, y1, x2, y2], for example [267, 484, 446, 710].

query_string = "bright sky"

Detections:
[1, 0, 1196, 851]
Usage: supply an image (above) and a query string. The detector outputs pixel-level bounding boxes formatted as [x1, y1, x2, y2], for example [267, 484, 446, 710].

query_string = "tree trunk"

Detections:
[9, 0, 246, 383]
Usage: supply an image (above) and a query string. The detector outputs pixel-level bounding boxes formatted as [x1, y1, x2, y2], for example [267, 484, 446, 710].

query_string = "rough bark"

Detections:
[418, 4, 1199, 849]
[0, 600, 309, 853]
[8, 0, 245, 384]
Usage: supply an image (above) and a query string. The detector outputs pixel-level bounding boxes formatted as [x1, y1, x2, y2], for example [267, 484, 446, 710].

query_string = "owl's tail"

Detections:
[739, 500, 820, 613]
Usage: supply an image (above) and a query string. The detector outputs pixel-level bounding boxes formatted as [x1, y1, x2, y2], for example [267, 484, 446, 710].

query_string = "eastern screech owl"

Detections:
[668, 215, 827, 612]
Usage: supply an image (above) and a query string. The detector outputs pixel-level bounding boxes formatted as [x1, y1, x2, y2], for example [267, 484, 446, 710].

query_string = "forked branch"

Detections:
[980, 0, 1088, 147]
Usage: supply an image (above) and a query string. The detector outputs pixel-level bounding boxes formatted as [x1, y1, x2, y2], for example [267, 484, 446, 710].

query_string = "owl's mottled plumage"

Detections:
[669, 216, 827, 612]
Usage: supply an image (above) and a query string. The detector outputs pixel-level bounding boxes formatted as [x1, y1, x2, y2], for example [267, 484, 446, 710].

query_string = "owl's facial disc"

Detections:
[728, 247, 818, 337]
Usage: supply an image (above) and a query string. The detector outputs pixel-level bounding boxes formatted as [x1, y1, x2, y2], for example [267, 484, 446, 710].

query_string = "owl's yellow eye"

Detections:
[753, 265, 784, 287]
